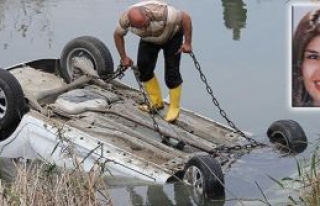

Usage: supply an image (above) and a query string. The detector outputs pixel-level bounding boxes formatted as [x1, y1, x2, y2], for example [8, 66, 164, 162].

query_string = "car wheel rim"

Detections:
[0, 88, 7, 119]
[183, 166, 204, 195]
[66, 48, 96, 81]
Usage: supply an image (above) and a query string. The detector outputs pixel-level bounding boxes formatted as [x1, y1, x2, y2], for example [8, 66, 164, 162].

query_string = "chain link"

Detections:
[99, 64, 166, 141]
[189, 52, 265, 154]
[103, 64, 164, 141]
[115, 61, 265, 154]
[102, 65, 127, 82]
[130, 66, 168, 142]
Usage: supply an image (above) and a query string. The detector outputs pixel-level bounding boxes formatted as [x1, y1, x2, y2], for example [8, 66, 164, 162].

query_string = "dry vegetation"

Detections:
[279, 145, 320, 206]
[297, 156, 320, 206]
[0, 159, 113, 206]
[302, 175, 320, 206]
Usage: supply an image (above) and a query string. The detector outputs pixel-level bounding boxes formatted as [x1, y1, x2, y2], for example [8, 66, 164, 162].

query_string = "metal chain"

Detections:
[114, 62, 264, 154]
[102, 65, 127, 83]
[105, 64, 163, 140]
[130, 66, 167, 142]
[189, 52, 264, 153]
[77, 63, 169, 143]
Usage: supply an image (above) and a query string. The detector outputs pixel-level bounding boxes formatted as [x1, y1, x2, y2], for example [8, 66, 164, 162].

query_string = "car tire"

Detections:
[0, 68, 26, 140]
[266, 119, 307, 153]
[59, 36, 114, 83]
[183, 155, 225, 199]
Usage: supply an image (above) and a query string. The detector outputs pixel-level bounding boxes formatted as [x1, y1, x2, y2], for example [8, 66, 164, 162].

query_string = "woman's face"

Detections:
[302, 35, 320, 106]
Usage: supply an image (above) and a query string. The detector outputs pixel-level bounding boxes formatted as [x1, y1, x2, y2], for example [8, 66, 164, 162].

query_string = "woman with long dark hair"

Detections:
[293, 9, 320, 107]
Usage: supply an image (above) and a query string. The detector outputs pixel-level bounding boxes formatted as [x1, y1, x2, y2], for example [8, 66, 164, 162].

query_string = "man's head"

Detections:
[128, 7, 150, 28]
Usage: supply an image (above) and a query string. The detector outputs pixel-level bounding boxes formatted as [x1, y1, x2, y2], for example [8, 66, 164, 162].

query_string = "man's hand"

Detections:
[178, 43, 192, 54]
[120, 56, 134, 68]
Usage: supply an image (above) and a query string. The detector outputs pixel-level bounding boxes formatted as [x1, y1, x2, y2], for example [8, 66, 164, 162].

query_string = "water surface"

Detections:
[0, 0, 319, 205]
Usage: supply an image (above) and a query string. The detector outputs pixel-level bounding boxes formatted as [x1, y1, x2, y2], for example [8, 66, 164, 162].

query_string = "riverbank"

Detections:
[0, 159, 113, 206]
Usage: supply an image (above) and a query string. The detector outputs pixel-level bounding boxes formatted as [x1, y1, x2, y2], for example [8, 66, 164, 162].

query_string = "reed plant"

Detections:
[297, 148, 320, 205]
[301, 173, 320, 206]
[0, 159, 113, 206]
[269, 141, 320, 206]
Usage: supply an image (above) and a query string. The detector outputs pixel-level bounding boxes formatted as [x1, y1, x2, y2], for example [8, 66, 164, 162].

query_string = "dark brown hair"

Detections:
[292, 9, 320, 106]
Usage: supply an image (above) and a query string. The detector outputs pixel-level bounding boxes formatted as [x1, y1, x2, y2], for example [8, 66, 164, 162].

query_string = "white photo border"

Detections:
[288, 2, 320, 112]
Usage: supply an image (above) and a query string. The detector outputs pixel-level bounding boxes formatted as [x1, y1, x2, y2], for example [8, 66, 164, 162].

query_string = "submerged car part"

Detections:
[267, 119, 308, 154]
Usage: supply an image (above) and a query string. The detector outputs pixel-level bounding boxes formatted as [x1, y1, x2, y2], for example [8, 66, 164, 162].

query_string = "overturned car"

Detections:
[0, 36, 308, 199]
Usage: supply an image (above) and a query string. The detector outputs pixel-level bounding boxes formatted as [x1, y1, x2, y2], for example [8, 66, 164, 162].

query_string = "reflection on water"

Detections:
[0, 0, 53, 49]
[221, 0, 247, 40]
[126, 183, 225, 206]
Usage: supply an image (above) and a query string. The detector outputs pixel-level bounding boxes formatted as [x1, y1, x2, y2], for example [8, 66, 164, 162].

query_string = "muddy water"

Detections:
[0, 0, 319, 205]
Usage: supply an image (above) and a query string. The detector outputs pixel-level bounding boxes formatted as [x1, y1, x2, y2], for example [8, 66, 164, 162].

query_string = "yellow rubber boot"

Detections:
[139, 75, 164, 112]
[165, 84, 182, 123]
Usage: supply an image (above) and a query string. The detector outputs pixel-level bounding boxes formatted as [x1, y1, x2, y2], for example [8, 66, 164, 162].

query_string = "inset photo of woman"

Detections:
[292, 5, 320, 107]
